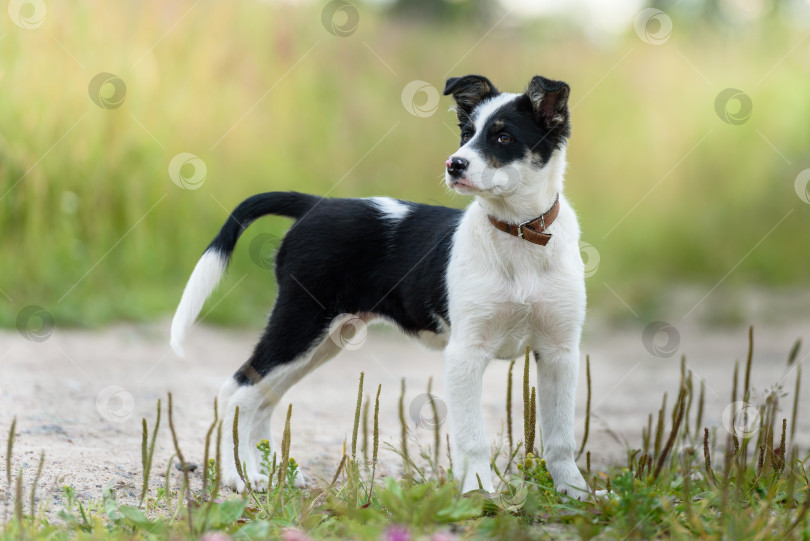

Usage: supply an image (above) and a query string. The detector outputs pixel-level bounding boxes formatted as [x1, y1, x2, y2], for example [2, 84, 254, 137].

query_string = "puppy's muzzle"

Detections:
[446, 157, 469, 182]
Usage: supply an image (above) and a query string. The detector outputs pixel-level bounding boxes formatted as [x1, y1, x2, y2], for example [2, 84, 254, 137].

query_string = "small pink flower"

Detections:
[281, 528, 314, 541]
[385, 525, 410, 541]
[430, 532, 458, 541]
[200, 533, 231, 541]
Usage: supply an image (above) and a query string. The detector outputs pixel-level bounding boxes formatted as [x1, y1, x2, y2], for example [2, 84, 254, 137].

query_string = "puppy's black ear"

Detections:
[443, 75, 499, 122]
[525, 76, 570, 128]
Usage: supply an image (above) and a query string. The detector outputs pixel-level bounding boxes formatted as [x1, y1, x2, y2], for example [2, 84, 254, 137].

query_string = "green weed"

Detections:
[1, 331, 808, 539]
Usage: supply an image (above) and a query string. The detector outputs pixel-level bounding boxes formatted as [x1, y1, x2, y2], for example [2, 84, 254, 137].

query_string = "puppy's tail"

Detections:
[170, 191, 320, 357]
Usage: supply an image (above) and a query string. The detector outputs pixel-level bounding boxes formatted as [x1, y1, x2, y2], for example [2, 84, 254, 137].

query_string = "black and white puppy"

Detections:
[171, 74, 588, 498]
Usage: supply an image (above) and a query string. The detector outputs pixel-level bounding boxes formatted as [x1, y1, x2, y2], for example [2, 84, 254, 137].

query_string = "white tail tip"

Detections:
[170, 338, 186, 358]
[170, 249, 228, 357]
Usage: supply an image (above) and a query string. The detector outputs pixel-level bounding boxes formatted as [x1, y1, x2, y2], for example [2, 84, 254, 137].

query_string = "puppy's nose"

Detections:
[446, 157, 469, 178]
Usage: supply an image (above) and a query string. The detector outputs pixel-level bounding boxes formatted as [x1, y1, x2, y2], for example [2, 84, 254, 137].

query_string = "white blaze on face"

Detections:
[445, 93, 531, 193]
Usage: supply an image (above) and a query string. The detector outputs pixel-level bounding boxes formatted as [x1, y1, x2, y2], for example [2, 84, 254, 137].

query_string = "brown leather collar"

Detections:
[487, 194, 560, 246]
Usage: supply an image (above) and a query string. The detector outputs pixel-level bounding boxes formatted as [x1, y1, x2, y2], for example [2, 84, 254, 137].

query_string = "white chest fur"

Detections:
[445, 196, 585, 360]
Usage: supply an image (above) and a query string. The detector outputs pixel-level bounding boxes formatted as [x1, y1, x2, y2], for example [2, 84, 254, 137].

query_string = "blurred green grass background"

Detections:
[1, 0, 809, 329]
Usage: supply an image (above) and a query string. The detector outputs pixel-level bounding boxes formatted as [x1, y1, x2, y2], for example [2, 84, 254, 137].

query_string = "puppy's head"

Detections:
[443, 74, 570, 196]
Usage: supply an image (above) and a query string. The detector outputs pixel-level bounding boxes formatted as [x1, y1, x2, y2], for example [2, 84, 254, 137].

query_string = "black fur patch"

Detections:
[459, 93, 570, 168]
[444, 74, 500, 123]
[233, 196, 461, 384]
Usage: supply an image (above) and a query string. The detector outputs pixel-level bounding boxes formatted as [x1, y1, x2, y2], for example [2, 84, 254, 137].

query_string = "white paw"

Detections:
[275, 466, 307, 488]
[222, 470, 269, 493]
[458, 461, 495, 494]
[246, 471, 269, 492]
[222, 472, 246, 493]
[547, 461, 590, 500]
[555, 482, 591, 501]
[291, 468, 307, 488]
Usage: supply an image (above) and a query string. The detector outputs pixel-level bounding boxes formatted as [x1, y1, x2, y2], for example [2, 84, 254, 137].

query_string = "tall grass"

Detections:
[2, 331, 808, 539]
[1, 2, 809, 328]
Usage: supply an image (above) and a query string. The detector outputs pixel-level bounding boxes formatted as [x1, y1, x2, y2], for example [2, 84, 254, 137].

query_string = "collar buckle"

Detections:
[487, 193, 560, 247]
[517, 219, 531, 239]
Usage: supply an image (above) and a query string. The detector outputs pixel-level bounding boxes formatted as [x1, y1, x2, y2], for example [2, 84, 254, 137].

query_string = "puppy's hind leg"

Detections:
[219, 377, 268, 492]
[220, 304, 353, 493]
[249, 316, 355, 489]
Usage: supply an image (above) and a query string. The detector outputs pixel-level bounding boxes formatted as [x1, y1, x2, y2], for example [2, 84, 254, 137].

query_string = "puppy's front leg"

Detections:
[535, 345, 589, 500]
[444, 343, 494, 493]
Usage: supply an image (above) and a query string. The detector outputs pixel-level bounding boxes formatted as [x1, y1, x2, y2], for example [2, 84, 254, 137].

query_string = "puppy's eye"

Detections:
[461, 131, 473, 142]
[497, 133, 512, 144]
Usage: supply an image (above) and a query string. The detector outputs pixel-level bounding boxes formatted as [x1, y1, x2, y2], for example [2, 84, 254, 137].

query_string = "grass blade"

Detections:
[330, 453, 347, 488]
[791, 363, 801, 444]
[694, 379, 705, 440]
[362, 396, 370, 465]
[351, 372, 364, 463]
[528, 387, 537, 456]
[369, 384, 382, 494]
[744, 325, 753, 401]
[398, 378, 409, 478]
[6, 417, 16, 488]
[506, 359, 515, 466]
[277, 404, 293, 492]
[427, 377, 440, 467]
[577, 355, 591, 459]
[201, 397, 218, 500]
[29, 450, 45, 521]
[523, 346, 531, 459]
[139, 399, 161, 506]
[787, 339, 801, 366]
[654, 386, 686, 479]
[703, 427, 717, 485]
[168, 393, 193, 529]
[653, 393, 666, 461]
[14, 469, 23, 524]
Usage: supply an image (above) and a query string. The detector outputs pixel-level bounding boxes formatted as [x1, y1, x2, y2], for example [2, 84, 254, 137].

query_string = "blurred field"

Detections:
[1, 1, 809, 328]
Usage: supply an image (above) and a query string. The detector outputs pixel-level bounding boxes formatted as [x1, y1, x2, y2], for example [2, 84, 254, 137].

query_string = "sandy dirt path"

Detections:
[1, 314, 808, 516]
